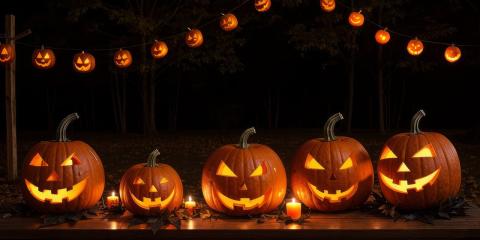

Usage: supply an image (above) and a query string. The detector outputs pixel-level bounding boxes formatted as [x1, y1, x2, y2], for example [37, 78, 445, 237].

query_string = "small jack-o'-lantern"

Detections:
[444, 45, 461, 63]
[291, 113, 373, 211]
[21, 113, 105, 213]
[151, 40, 168, 59]
[0, 43, 15, 64]
[185, 28, 204, 48]
[320, 0, 335, 12]
[220, 13, 238, 32]
[120, 149, 183, 216]
[202, 127, 287, 216]
[255, 0, 271, 12]
[348, 11, 364, 27]
[73, 51, 96, 73]
[113, 49, 132, 68]
[407, 38, 424, 56]
[375, 28, 390, 45]
[378, 110, 461, 210]
[32, 46, 56, 69]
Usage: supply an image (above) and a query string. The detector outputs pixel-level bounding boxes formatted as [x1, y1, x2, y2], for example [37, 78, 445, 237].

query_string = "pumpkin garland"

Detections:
[32, 46, 56, 69]
[219, 13, 238, 32]
[151, 40, 168, 59]
[113, 48, 132, 68]
[185, 28, 204, 48]
[73, 51, 96, 73]
[0, 42, 15, 64]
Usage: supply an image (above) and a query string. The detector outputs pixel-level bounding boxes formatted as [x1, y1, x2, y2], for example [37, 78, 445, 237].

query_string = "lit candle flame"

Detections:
[188, 195, 192, 201]
[292, 198, 296, 203]
[111, 191, 116, 197]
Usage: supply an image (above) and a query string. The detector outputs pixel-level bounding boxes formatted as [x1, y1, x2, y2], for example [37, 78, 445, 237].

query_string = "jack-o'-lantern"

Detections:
[375, 28, 390, 45]
[32, 46, 56, 69]
[255, 0, 271, 12]
[220, 13, 238, 32]
[0, 43, 15, 64]
[73, 51, 96, 73]
[377, 110, 461, 210]
[320, 0, 335, 12]
[120, 149, 183, 216]
[151, 40, 168, 59]
[291, 113, 373, 211]
[113, 49, 132, 68]
[348, 11, 364, 27]
[21, 113, 105, 213]
[185, 28, 204, 48]
[202, 127, 287, 216]
[444, 44, 461, 63]
[407, 38, 424, 56]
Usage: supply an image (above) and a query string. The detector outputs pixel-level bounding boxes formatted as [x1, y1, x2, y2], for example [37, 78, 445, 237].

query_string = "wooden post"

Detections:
[5, 14, 17, 181]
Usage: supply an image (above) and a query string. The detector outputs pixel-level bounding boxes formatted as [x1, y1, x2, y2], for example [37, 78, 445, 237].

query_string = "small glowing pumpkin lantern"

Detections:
[21, 113, 105, 213]
[255, 0, 271, 12]
[375, 28, 390, 45]
[185, 28, 204, 48]
[202, 127, 287, 216]
[113, 49, 132, 68]
[151, 40, 168, 59]
[32, 46, 56, 69]
[378, 110, 461, 210]
[73, 51, 96, 73]
[291, 113, 374, 212]
[444, 44, 461, 63]
[348, 11, 364, 27]
[0, 42, 15, 64]
[220, 13, 238, 32]
[119, 149, 183, 216]
[320, 0, 335, 12]
[407, 37, 424, 56]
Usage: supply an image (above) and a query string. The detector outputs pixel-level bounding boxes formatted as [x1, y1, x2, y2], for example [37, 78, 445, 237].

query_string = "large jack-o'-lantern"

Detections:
[378, 110, 461, 210]
[120, 149, 183, 216]
[0, 43, 15, 64]
[291, 113, 373, 211]
[32, 46, 56, 69]
[202, 127, 286, 216]
[73, 51, 96, 73]
[21, 113, 105, 213]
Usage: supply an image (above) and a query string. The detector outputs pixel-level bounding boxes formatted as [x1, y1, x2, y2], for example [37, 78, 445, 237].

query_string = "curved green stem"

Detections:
[410, 109, 426, 134]
[56, 113, 79, 142]
[323, 113, 344, 141]
[146, 149, 161, 167]
[239, 127, 256, 149]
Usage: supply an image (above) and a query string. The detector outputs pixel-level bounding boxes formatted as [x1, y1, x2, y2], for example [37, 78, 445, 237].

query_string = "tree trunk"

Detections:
[140, 35, 157, 135]
[346, 35, 356, 133]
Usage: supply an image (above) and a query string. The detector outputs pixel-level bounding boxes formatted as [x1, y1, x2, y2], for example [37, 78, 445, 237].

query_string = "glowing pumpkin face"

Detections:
[185, 28, 204, 48]
[151, 40, 168, 59]
[407, 38, 424, 56]
[444, 45, 461, 63]
[202, 127, 287, 216]
[348, 11, 364, 27]
[120, 149, 183, 216]
[254, 0, 271, 12]
[377, 110, 461, 210]
[320, 0, 335, 12]
[291, 113, 373, 211]
[220, 13, 238, 32]
[375, 29, 391, 45]
[0, 43, 15, 64]
[113, 49, 132, 68]
[73, 51, 96, 73]
[32, 47, 56, 69]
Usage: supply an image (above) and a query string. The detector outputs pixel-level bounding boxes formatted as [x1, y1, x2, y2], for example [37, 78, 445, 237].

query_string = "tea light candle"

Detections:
[286, 198, 301, 220]
[185, 196, 196, 210]
[106, 191, 120, 208]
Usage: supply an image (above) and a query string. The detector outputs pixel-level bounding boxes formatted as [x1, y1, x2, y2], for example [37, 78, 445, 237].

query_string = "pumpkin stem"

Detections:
[323, 113, 344, 141]
[410, 109, 426, 134]
[56, 113, 80, 142]
[146, 149, 161, 167]
[239, 127, 256, 149]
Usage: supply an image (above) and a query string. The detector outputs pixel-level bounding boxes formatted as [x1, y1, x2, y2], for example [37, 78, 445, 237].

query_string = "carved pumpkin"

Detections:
[73, 51, 96, 73]
[113, 49, 132, 68]
[151, 40, 168, 59]
[320, 0, 335, 12]
[220, 13, 238, 32]
[375, 28, 390, 45]
[120, 149, 183, 216]
[21, 113, 105, 213]
[291, 113, 373, 211]
[378, 110, 461, 210]
[32, 46, 56, 69]
[185, 28, 204, 48]
[348, 11, 364, 27]
[444, 45, 461, 63]
[202, 127, 287, 216]
[407, 38, 424, 56]
[255, 0, 271, 12]
[0, 43, 15, 64]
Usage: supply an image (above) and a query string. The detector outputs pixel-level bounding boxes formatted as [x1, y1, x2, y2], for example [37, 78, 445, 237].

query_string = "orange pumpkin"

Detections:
[348, 11, 364, 27]
[185, 28, 204, 48]
[113, 49, 132, 68]
[255, 0, 271, 12]
[202, 127, 286, 216]
[291, 113, 373, 211]
[151, 40, 168, 59]
[73, 51, 96, 73]
[377, 110, 461, 210]
[21, 113, 105, 213]
[375, 28, 390, 45]
[32, 46, 56, 69]
[320, 0, 335, 12]
[220, 13, 238, 32]
[0, 43, 15, 64]
[444, 44, 461, 63]
[407, 38, 424, 56]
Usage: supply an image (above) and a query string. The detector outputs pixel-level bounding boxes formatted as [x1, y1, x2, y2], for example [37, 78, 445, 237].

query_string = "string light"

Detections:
[348, 10, 364, 28]
[444, 44, 461, 63]
[254, 0, 271, 13]
[375, 28, 390, 45]
[320, 0, 336, 13]
[407, 37, 424, 56]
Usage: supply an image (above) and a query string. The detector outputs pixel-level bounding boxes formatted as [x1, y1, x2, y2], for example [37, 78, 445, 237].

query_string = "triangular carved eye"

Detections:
[412, 144, 436, 158]
[29, 153, 48, 167]
[339, 157, 353, 170]
[61, 153, 80, 166]
[305, 153, 325, 170]
[380, 146, 398, 160]
[250, 163, 267, 177]
[134, 177, 145, 185]
[216, 161, 237, 177]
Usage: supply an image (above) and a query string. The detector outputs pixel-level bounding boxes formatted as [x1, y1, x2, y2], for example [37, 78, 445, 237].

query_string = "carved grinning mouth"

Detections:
[25, 178, 88, 204]
[307, 182, 358, 203]
[129, 188, 175, 210]
[379, 168, 440, 194]
[217, 188, 271, 210]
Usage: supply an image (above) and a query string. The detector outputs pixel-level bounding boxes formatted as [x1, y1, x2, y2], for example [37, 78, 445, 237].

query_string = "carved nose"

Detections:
[240, 183, 248, 191]
[149, 185, 158, 193]
[46, 170, 60, 182]
[330, 173, 337, 181]
[397, 162, 411, 172]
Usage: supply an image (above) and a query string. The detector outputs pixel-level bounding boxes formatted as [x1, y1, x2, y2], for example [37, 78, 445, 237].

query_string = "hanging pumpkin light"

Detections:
[185, 28, 204, 48]
[219, 13, 238, 32]
[113, 48, 132, 68]
[407, 37, 424, 56]
[0, 42, 15, 64]
[444, 44, 461, 63]
[320, 0, 335, 12]
[375, 28, 390, 45]
[348, 11, 364, 27]
[32, 46, 56, 69]
[151, 40, 168, 59]
[255, 0, 271, 12]
[73, 51, 96, 73]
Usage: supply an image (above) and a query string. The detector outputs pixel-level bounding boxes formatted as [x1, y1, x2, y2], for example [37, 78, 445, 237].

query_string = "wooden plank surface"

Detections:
[0, 206, 479, 240]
